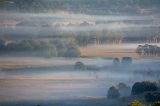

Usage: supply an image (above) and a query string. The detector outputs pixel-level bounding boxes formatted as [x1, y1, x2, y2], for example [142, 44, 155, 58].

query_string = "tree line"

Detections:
[0, 39, 81, 57]
[75, 31, 123, 46]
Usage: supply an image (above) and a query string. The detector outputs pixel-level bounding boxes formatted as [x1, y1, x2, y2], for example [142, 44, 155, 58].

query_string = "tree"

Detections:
[76, 34, 90, 46]
[51, 39, 67, 57]
[131, 81, 158, 95]
[121, 57, 132, 65]
[113, 58, 120, 66]
[107, 86, 120, 99]
[65, 43, 81, 57]
[136, 44, 160, 56]
[0, 39, 6, 51]
[128, 100, 145, 106]
[17, 40, 34, 51]
[116, 83, 131, 97]
[46, 45, 57, 57]
[136, 45, 143, 56]
[74, 61, 85, 70]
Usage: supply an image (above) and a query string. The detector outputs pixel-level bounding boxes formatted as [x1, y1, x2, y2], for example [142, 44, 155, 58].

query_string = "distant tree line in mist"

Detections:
[0, 39, 81, 57]
[75, 32, 123, 46]
[75, 33, 160, 46]
[0, 0, 160, 15]
[136, 44, 160, 56]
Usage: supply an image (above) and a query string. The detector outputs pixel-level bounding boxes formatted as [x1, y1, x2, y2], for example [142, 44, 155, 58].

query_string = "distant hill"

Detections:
[0, 0, 160, 15]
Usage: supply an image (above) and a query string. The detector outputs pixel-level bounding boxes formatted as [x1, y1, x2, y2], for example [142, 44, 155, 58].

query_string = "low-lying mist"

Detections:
[0, 57, 159, 102]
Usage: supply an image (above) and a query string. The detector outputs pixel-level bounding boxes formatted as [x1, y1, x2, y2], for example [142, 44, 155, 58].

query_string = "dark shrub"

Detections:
[74, 61, 85, 70]
[122, 57, 132, 65]
[107, 86, 120, 99]
[113, 58, 120, 66]
[132, 81, 158, 95]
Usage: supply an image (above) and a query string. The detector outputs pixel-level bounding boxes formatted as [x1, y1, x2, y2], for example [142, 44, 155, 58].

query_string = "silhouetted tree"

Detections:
[107, 86, 120, 99]
[113, 58, 120, 66]
[74, 61, 85, 70]
[0, 39, 6, 51]
[136, 44, 160, 56]
[121, 57, 132, 65]
[131, 81, 158, 95]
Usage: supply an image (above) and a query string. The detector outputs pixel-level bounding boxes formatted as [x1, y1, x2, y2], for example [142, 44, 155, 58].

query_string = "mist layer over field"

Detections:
[0, 58, 159, 102]
[0, 1, 160, 106]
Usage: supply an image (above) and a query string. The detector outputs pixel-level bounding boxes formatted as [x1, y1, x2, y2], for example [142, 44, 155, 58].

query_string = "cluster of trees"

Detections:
[0, 39, 81, 57]
[107, 81, 160, 104]
[107, 83, 131, 99]
[75, 33, 123, 46]
[113, 57, 132, 66]
[74, 31, 125, 46]
[131, 81, 160, 103]
[74, 61, 99, 71]
[136, 44, 160, 56]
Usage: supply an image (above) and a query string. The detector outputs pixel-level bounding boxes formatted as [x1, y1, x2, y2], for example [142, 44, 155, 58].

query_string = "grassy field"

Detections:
[80, 44, 138, 58]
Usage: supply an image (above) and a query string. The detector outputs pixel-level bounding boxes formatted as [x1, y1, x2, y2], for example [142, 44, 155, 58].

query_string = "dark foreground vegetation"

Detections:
[0, 80, 159, 106]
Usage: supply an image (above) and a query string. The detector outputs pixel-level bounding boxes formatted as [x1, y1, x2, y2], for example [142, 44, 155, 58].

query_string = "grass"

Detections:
[80, 44, 138, 58]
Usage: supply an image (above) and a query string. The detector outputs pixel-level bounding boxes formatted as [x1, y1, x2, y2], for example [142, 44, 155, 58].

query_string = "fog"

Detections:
[0, 0, 160, 106]
[0, 58, 159, 102]
[0, 12, 160, 39]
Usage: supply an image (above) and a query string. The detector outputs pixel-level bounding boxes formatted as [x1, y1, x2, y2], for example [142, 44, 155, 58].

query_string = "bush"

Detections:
[132, 81, 158, 95]
[128, 100, 145, 106]
[113, 58, 120, 66]
[121, 57, 132, 65]
[74, 61, 85, 70]
[107, 86, 120, 99]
